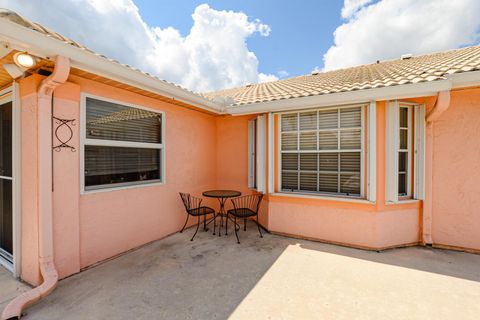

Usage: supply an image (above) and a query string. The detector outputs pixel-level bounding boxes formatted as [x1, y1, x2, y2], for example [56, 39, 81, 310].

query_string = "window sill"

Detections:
[270, 192, 374, 204]
[81, 180, 165, 195]
[385, 199, 422, 205]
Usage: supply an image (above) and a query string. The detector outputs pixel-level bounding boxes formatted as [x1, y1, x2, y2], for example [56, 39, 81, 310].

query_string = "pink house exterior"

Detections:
[1, 9, 480, 319]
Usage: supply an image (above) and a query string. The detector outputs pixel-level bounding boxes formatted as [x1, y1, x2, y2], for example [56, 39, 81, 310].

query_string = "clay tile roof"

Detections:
[204, 45, 480, 106]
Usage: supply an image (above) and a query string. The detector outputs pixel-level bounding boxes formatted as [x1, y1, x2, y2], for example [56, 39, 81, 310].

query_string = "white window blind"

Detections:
[280, 106, 363, 196]
[83, 96, 164, 191]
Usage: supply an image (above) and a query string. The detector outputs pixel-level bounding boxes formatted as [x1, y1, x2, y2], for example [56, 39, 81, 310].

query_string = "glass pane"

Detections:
[340, 153, 361, 172]
[86, 98, 161, 143]
[0, 179, 12, 256]
[85, 146, 161, 189]
[398, 173, 407, 195]
[340, 107, 361, 128]
[0, 102, 12, 177]
[340, 173, 360, 195]
[400, 107, 408, 128]
[281, 133, 298, 150]
[319, 153, 338, 171]
[282, 171, 298, 191]
[300, 132, 316, 150]
[319, 173, 338, 193]
[399, 152, 407, 173]
[282, 153, 298, 170]
[299, 111, 317, 130]
[300, 153, 317, 171]
[400, 129, 408, 150]
[319, 131, 338, 150]
[300, 172, 317, 191]
[340, 129, 361, 150]
[318, 110, 338, 129]
[281, 113, 298, 131]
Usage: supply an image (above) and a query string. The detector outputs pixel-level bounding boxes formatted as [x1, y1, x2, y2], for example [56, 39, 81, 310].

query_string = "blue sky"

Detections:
[1, 0, 479, 92]
[134, 0, 344, 78]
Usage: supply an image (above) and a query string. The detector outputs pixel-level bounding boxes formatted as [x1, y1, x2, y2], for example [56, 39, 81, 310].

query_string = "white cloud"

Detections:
[258, 73, 279, 83]
[277, 70, 289, 78]
[324, 0, 480, 71]
[0, 0, 276, 92]
[341, 0, 373, 19]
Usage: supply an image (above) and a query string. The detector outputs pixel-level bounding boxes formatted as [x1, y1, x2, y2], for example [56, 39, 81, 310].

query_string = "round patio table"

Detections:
[203, 190, 241, 237]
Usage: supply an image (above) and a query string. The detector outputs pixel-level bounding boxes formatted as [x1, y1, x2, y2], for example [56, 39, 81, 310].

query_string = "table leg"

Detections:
[218, 198, 226, 237]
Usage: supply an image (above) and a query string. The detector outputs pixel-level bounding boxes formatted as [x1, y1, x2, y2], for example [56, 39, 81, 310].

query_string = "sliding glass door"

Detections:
[0, 99, 12, 265]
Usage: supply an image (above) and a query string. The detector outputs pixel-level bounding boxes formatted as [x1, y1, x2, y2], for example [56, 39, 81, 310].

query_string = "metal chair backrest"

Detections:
[179, 192, 202, 212]
[231, 193, 263, 213]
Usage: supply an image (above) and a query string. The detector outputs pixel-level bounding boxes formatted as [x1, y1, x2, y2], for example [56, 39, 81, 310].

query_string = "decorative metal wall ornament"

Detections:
[52, 116, 76, 152]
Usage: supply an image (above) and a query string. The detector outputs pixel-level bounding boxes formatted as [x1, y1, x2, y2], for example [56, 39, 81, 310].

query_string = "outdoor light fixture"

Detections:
[13, 52, 37, 68]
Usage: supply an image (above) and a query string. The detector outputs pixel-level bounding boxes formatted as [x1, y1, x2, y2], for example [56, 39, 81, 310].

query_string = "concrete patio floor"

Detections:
[2, 223, 480, 320]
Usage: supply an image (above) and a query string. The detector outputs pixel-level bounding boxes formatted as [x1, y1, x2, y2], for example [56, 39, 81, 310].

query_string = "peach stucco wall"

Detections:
[430, 87, 480, 251]
[216, 101, 422, 250]
[19, 74, 218, 284]
[215, 115, 269, 226]
[17, 73, 480, 285]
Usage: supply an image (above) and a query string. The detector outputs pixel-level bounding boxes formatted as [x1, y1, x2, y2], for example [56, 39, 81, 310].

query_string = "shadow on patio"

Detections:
[22, 223, 480, 320]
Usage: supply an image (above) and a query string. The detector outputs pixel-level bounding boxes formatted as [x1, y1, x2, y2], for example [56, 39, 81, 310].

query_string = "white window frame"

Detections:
[256, 115, 267, 193]
[398, 105, 413, 197]
[248, 115, 267, 193]
[80, 93, 166, 194]
[386, 100, 424, 202]
[277, 104, 366, 198]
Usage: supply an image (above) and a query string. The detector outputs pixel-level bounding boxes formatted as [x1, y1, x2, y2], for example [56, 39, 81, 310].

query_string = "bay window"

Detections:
[81, 96, 164, 192]
[280, 106, 364, 197]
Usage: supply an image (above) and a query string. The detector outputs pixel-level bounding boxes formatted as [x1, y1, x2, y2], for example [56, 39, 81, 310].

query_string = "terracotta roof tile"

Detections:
[204, 45, 480, 106]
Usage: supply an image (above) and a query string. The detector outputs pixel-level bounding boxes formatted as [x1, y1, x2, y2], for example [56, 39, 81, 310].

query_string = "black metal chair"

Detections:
[227, 194, 264, 244]
[179, 193, 215, 241]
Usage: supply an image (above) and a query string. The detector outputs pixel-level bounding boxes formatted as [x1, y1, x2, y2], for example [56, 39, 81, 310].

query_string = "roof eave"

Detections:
[226, 79, 456, 115]
[0, 18, 225, 114]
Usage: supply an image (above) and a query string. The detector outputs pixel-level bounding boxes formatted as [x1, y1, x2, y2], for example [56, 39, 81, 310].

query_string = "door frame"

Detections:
[0, 84, 21, 277]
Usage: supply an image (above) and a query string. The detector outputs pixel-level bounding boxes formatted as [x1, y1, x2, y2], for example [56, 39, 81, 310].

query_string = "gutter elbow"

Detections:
[426, 90, 451, 123]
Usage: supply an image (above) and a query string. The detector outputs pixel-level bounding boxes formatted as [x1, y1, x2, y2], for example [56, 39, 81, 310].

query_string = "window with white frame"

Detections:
[386, 101, 425, 202]
[83, 96, 164, 191]
[398, 106, 412, 196]
[280, 106, 364, 196]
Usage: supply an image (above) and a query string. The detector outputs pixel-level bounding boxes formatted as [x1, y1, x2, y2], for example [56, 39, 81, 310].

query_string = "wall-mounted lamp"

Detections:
[13, 52, 37, 68]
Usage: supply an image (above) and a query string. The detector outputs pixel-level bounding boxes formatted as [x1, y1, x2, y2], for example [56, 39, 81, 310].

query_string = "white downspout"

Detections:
[423, 90, 451, 245]
[2, 55, 70, 320]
